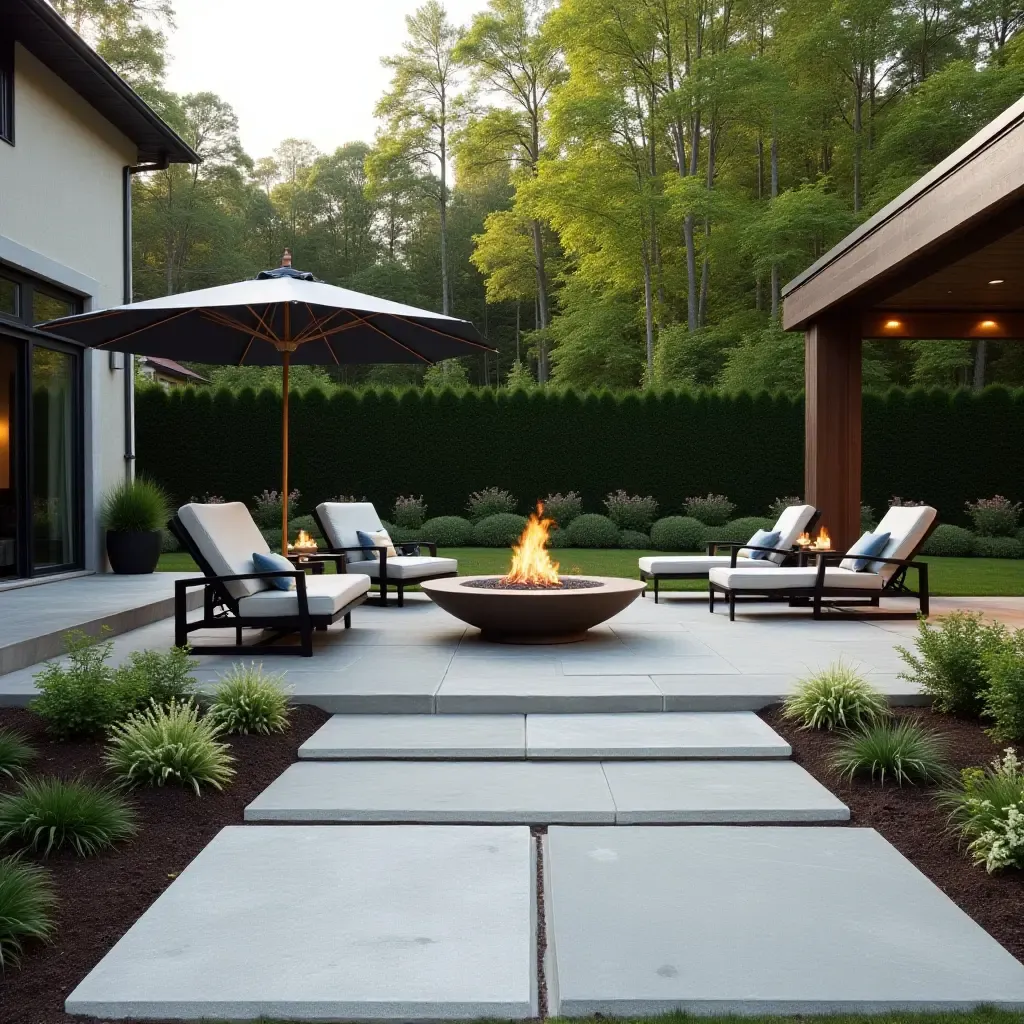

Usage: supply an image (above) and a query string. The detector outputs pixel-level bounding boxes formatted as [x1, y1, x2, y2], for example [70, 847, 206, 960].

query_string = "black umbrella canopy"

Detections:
[37, 259, 492, 367]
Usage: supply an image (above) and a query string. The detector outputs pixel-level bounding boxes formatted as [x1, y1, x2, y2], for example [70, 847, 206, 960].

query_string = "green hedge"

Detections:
[136, 385, 1024, 527]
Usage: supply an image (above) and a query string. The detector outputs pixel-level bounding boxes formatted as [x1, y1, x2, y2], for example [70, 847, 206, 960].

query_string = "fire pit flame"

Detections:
[503, 503, 560, 587]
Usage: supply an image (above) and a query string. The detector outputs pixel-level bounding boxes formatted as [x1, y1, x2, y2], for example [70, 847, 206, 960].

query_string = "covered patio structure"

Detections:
[783, 96, 1024, 550]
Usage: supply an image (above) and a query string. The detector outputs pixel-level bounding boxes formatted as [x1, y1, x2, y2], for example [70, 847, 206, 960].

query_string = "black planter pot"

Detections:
[106, 530, 162, 574]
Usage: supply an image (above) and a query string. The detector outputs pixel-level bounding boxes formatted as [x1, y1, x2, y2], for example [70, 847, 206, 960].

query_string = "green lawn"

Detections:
[157, 548, 1024, 597]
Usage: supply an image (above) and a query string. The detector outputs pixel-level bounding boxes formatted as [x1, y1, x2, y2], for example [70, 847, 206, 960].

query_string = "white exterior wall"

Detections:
[0, 44, 139, 572]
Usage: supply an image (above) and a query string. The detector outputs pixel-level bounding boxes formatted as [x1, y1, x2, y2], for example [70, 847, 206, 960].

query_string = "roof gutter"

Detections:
[122, 155, 169, 479]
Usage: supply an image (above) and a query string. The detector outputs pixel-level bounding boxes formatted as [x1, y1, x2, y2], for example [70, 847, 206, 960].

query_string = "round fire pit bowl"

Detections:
[420, 575, 645, 644]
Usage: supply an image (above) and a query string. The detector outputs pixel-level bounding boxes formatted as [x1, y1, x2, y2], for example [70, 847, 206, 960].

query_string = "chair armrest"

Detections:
[709, 541, 795, 557]
[176, 569, 306, 586]
[401, 541, 437, 556]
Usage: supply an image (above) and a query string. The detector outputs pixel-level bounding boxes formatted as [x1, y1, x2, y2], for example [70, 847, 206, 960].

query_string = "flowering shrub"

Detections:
[966, 495, 1023, 537]
[541, 492, 583, 527]
[467, 487, 517, 523]
[392, 495, 427, 529]
[603, 490, 659, 532]
[889, 496, 924, 507]
[767, 496, 802, 520]
[188, 493, 225, 504]
[946, 749, 1024, 873]
[683, 493, 735, 527]
[251, 489, 300, 530]
[982, 629, 1024, 742]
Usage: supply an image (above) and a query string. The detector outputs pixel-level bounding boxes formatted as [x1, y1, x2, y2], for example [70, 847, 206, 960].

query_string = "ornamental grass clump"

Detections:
[0, 856, 55, 968]
[683, 493, 736, 527]
[207, 664, 291, 736]
[943, 749, 1024, 873]
[100, 476, 171, 533]
[782, 662, 889, 731]
[896, 611, 1008, 716]
[831, 719, 951, 787]
[0, 730, 35, 780]
[105, 700, 236, 795]
[603, 490, 659, 533]
[0, 777, 137, 857]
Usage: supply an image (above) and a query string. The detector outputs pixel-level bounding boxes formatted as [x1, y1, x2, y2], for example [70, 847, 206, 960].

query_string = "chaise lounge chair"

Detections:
[707, 504, 938, 620]
[638, 504, 820, 602]
[169, 502, 370, 656]
[313, 502, 458, 607]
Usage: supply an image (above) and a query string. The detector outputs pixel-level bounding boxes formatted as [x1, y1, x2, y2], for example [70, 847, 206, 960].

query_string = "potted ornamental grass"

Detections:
[101, 477, 171, 574]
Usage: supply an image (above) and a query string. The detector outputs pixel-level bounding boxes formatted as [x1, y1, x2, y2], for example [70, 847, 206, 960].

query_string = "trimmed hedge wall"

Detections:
[136, 386, 1024, 527]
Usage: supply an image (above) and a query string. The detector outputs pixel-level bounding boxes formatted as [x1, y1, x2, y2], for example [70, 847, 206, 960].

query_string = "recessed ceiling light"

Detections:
[989, 279, 1005, 285]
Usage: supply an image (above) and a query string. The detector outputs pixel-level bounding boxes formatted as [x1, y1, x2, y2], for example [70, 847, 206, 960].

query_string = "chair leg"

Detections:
[316, 624, 327, 632]
[653, 578, 659, 604]
[920, 563, 930, 617]
[344, 612, 352, 629]
[729, 592, 735, 622]
[235, 625, 242, 645]
[709, 587, 715, 613]
[397, 585, 405, 608]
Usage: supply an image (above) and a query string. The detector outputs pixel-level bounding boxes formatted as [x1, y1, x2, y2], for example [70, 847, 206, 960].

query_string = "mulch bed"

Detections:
[0, 704, 329, 1024]
[762, 705, 1024, 964]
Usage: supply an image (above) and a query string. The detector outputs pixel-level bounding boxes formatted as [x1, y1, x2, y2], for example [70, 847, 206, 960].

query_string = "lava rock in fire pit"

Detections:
[462, 577, 603, 591]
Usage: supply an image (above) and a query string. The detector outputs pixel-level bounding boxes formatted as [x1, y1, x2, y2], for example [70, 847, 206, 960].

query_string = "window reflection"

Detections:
[0, 278, 17, 319]
[32, 291, 74, 325]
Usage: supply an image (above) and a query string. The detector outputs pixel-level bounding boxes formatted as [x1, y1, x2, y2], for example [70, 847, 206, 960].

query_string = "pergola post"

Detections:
[804, 317, 862, 552]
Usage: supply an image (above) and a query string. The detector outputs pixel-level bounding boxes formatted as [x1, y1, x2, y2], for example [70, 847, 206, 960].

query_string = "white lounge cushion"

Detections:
[316, 502, 384, 562]
[708, 566, 885, 591]
[867, 505, 937, 578]
[236, 573, 370, 618]
[345, 555, 458, 580]
[764, 503, 818, 564]
[178, 502, 269, 601]
[638, 555, 774, 575]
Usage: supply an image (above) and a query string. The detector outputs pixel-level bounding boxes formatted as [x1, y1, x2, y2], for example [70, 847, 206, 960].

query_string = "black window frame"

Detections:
[0, 35, 13, 146]
[0, 264, 81, 330]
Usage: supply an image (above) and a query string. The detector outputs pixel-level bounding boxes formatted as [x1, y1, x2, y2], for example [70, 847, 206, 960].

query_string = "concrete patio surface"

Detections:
[543, 826, 1024, 1015]
[66, 825, 537, 1021]
[243, 758, 848, 824]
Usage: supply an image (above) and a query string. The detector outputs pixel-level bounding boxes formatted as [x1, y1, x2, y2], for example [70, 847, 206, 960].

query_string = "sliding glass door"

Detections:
[0, 338, 16, 578]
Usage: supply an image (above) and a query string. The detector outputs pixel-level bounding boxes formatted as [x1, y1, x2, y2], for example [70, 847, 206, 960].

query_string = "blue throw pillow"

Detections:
[252, 551, 295, 591]
[840, 531, 891, 572]
[744, 529, 782, 560]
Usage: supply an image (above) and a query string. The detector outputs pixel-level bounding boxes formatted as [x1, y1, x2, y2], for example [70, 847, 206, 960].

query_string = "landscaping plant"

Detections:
[114, 645, 198, 713]
[541, 492, 583, 527]
[707, 517, 775, 544]
[392, 495, 427, 530]
[971, 535, 1024, 559]
[618, 529, 651, 549]
[982, 629, 1024, 742]
[603, 490, 659, 532]
[782, 662, 889, 730]
[105, 699, 236, 795]
[31, 630, 125, 739]
[650, 516, 707, 552]
[565, 514, 620, 549]
[683, 493, 736, 526]
[466, 487, 518, 522]
[0, 730, 35, 780]
[100, 476, 171, 533]
[0, 777, 137, 857]
[471, 513, 528, 547]
[922, 524, 974, 558]
[767, 496, 802, 519]
[944, 748, 1024, 873]
[831, 719, 951, 786]
[966, 495, 1022, 537]
[418, 516, 474, 547]
[896, 611, 1007, 716]
[0, 856, 55, 968]
[250, 488, 300, 530]
[207, 664, 291, 736]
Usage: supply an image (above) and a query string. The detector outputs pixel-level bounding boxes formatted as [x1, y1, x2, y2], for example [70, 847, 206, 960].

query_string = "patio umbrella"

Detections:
[38, 251, 494, 550]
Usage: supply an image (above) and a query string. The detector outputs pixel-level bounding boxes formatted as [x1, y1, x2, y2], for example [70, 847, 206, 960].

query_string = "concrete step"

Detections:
[297, 712, 792, 760]
[244, 759, 848, 825]
[66, 825, 537, 1021]
[544, 825, 1024, 1015]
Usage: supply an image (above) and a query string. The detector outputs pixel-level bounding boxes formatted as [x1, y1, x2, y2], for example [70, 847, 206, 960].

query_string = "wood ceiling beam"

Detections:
[863, 311, 1024, 340]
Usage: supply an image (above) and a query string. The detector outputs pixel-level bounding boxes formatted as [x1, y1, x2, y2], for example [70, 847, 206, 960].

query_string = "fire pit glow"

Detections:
[421, 501, 644, 643]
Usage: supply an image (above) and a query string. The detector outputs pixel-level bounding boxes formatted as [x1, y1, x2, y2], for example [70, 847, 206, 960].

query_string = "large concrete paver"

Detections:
[66, 825, 537, 1021]
[602, 760, 848, 822]
[544, 826, 1024, 1016]
[435, 674, 664, 713]
[245, 760, 618, 823]
[526, 712, 790, 759]
[299, 715, 526, 759]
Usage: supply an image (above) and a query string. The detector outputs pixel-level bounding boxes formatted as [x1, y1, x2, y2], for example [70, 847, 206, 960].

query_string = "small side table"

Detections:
[795, 548, 836, 567]
[285, 552, 326, 575]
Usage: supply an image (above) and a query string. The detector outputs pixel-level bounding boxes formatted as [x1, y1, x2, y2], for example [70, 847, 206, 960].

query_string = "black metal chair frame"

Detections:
[312, 508, 458, 607]
[168, 516, 367, 657]
[640, 510, 822, 603]
[707, 520, 937, 621]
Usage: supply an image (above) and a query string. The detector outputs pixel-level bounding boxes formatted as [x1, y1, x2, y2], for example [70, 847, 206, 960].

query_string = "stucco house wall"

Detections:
[0, 43, 138, 572]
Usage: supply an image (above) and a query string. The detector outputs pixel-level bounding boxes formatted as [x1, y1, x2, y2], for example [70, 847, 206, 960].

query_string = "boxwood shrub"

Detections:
[618, 529, 651, 549]
[972, 535, 1024, 559]
[565, 514, 620, 548]
[922, 524, 974, 557]
[472, 513, 528, 547]
[650, 516, 707, 552]
[419, 516, 474, 547]
[706, 517, 774, 545]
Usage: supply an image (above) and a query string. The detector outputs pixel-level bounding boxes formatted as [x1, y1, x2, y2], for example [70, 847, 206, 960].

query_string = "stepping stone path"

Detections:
[70, 705, 1024, 1019]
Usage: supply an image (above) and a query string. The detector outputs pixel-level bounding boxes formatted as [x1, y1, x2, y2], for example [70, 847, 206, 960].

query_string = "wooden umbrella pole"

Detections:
[281, 303, 291, 555]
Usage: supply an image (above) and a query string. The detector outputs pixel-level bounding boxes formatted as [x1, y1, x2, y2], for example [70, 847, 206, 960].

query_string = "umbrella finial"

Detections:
[281, 248, 293, 268]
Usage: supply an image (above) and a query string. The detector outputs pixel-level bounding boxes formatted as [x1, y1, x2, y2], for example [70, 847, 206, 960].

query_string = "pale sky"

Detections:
[164, 0, 486, 160]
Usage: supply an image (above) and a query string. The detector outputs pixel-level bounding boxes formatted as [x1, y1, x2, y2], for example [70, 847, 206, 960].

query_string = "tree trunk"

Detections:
[770, 128, 780, 318]
[683, 110, 701, 332]
[852, 80, 862, 214]
[642, 243, 655, 383]
[974, 339, 987, 390]
[531, 219, 550, 383]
